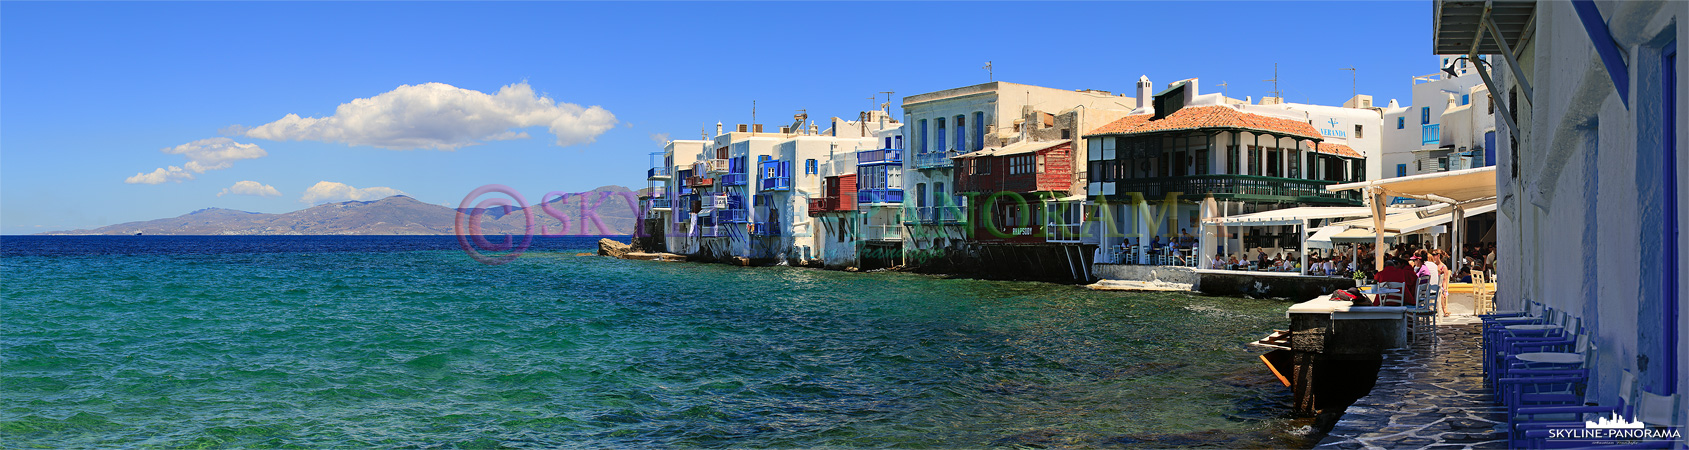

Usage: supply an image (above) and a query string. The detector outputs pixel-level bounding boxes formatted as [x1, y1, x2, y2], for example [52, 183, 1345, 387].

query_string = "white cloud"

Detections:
[649, 133, 671, 145]
[125, 137, 268, 184]
[217, 181, 282, 197]
[125, 166, 194, 184]
[238, 82, 618, 150]
[300, 181, 407, 204]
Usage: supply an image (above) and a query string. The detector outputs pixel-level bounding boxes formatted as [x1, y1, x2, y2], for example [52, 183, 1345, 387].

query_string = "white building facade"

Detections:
[1443, 0, 1686, 420]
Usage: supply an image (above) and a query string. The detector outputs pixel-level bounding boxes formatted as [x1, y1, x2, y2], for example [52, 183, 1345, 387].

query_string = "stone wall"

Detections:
[1091, 264, 1202, 287]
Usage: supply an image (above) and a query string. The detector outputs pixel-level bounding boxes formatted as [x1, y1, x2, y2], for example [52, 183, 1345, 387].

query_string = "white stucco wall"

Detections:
[1493, 0, 1687, 407]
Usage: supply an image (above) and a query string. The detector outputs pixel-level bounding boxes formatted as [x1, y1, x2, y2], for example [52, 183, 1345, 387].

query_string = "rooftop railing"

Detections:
[647, 167, 671, 179]
[856, 148, 903, 165]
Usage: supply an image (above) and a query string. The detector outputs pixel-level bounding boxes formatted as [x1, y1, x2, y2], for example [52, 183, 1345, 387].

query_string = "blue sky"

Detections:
[0, 1, 1432, 234]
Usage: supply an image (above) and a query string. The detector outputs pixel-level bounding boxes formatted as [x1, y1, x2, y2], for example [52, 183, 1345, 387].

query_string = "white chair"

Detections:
[1409, 282, 1440, 342]
[1377, 281, 1408, 307]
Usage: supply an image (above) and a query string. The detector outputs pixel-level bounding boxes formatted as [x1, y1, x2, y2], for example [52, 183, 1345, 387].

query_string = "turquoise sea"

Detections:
[2, 236, 1309, 448]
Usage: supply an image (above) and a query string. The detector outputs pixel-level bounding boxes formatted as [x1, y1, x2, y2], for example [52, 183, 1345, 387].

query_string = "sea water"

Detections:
[1, 236, 1310, 448]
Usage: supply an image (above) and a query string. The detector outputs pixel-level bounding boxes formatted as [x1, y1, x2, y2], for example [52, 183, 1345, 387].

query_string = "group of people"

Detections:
[1113, 230, 1201, 265]
[1366, 248, 1456, 315]
[1208, 249, 1303, 272]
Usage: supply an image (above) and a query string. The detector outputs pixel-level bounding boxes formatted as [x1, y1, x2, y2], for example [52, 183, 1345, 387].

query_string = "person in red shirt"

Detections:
[1371, 258, 1418, 306]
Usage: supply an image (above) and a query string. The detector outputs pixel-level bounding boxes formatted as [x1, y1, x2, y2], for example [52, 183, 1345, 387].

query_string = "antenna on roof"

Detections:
[1263, 63, 1281, 100]
[1341, 66, 1357, 100]
[751, 100, 756, 127]
[880, 91, 895, 114]
[1216, 81, 1228, 97]
[983, 61, 993, 82]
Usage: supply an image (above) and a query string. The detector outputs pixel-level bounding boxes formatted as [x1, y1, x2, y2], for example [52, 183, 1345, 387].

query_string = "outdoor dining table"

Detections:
[1515, 351, 1582, 364]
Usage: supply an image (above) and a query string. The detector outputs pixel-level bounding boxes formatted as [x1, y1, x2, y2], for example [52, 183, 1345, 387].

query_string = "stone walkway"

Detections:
[1314, 323, 1509, 450]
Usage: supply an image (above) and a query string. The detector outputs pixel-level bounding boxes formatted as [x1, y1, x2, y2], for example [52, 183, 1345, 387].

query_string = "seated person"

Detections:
[1371, 258, 1419, 306]
[1210, 254, 1227, 269]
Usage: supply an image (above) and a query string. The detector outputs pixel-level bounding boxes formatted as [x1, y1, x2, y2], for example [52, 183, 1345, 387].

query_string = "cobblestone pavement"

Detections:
[1315, 323, 1508, 450]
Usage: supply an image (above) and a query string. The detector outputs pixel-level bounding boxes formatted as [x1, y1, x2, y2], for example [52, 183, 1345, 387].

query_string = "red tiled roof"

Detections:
[1315, 142, 1364, 158]
[1085, 105, 1323, 140]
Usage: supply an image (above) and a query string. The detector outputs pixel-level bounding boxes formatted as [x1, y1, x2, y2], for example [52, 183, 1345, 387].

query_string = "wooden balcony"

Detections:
[1106, 174, 1362, 205]
[807, 197, 848, 216]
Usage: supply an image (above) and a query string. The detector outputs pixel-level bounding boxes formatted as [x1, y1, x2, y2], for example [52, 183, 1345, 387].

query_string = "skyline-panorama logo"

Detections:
[1585, 413, 1646, 429]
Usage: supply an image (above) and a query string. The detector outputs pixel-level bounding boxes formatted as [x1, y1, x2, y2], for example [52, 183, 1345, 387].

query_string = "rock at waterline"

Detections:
[597, 238, 630, 258]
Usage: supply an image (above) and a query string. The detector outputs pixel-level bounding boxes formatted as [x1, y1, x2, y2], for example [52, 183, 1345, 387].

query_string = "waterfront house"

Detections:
[1083, 77, 1367, 276]
[757, 112, 895, 266]
[1440, 0, 1686, 412]
[899, 81, 1135, 277]
[654, 140, 705, 255]
[852, 125, 906, 269]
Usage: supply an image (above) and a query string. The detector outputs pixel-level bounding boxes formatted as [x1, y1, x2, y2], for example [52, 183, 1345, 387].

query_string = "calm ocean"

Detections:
[1, 236, 1310, 448]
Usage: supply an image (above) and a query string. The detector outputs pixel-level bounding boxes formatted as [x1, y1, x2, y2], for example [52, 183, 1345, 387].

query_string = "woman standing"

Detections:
[1433, 249, 1453, 316]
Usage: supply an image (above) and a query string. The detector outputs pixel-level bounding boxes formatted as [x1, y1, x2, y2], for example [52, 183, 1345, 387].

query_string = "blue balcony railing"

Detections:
[913, 150, 959, 169]
[857, 188, 904, 205]
[856, 148, 903, 165]
[751, 221, 782, 236]
[1421, 124, 1441, 146]
[721, 173, 748, 186]
[648, 198, 672, 209]
[717, 208, 749, 223]
[760, 176, 791, 191]
[647, 167, 670, 179]
[903, 205, 967, 224]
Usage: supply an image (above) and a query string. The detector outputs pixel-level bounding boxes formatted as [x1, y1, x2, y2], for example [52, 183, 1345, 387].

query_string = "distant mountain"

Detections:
[39, 186, 639, 236]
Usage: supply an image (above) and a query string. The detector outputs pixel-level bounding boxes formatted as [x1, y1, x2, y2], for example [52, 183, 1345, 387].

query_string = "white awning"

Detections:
[1327, 201, 1499, 233]
[1304, 225, 1348, 250]
[1203, 206, 1374, 226]
[1393, 201, 1499, 234]
[1326, 166, 1497, 204]
[1330, 228, 1398, 244]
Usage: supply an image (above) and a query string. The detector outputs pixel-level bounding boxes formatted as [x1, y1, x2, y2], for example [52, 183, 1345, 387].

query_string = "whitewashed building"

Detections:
[1380, 57, 1496, 182]
[1440, 0, 1686, 419]
[900, 81, 1136, 276]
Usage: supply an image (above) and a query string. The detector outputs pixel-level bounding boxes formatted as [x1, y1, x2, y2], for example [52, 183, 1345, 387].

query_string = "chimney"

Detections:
[1184, 78, 1199, 105]
[716, 122, 723, 136]
[1136, 75, 1153, 108]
